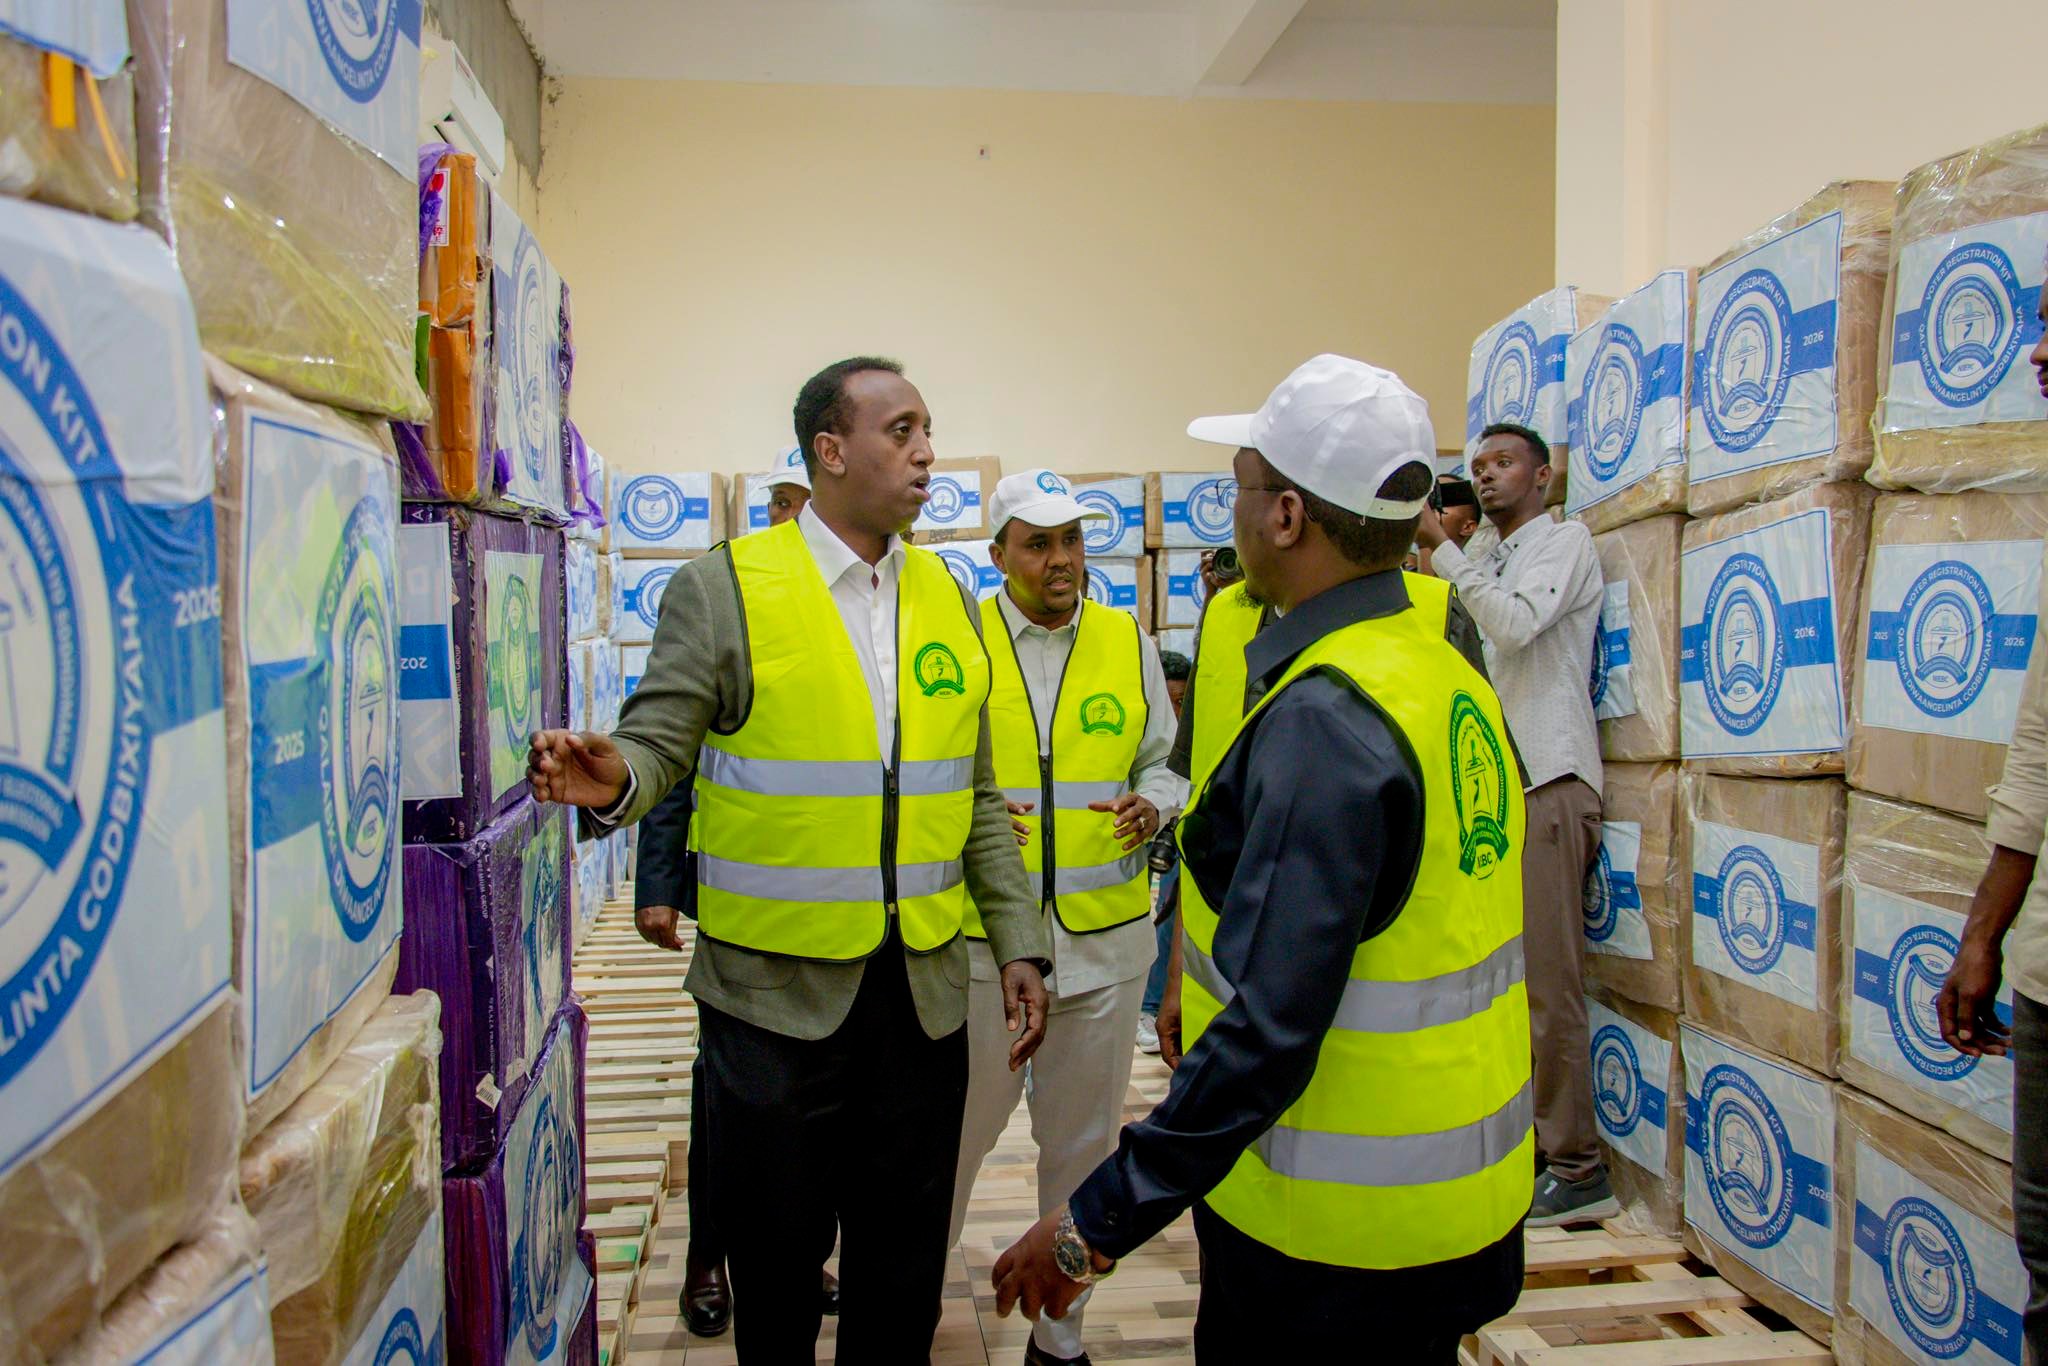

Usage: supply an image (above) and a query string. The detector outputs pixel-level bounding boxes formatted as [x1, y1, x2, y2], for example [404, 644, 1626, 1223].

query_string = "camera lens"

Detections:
[1212, 547, 1240, 578]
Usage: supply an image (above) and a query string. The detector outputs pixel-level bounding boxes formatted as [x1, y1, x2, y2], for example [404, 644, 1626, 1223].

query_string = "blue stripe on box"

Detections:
[1868, 611, 2037, 667]
[1607, 869, 1642, 912]
[1786, 300, 1838, 377]
[1169, 573, 1198, 597]
[1691, 874, 1817, 951]
[1603, 626, 1632, 669]
[1894, 287, 2047, 363]
[682, 498, 710, 518]
[1638, 1081, 1668, 1128]
[1680, 599, 1836, 681]
[398, 624, 453, 700]
[248, 659, 324, 849]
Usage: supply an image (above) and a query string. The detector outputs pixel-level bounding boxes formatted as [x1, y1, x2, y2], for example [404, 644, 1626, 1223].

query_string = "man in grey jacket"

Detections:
[529, 357, 1051, 1362]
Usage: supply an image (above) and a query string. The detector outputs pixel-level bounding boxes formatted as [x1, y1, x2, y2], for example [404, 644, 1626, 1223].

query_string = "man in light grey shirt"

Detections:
[1419, 420, 1611, 1227]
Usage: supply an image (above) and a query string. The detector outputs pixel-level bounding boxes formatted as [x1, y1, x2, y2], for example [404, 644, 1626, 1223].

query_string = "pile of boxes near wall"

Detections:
[0, 6, 595, 1362]
[1464, 121, 2048, 1358]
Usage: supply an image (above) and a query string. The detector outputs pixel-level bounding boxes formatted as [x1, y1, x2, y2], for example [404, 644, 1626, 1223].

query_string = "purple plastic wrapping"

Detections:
[567, 1277, 596, 1366]
[443, 1003, 590, 1366]
[397, 798, 572, 1173]
[399, 507, 565, 845]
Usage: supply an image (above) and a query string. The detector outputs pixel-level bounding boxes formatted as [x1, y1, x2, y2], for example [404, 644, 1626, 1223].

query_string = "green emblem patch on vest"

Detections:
[1077, 692, 1127, 736]
[1449, 691, 1511, 878]
[914, 642, 967, 697]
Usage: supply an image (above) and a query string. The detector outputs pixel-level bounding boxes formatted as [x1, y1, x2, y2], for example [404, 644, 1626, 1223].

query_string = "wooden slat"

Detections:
[1513, 1333, 1828, 1364]
[1489, 1276, 1752, 1327]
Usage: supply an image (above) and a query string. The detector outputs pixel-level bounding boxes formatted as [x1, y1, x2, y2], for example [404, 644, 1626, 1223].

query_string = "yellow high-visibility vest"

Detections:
[690, 520, 990, 959]
[966, 597, 1149, 938]
[1176, 583, 1531, 1269]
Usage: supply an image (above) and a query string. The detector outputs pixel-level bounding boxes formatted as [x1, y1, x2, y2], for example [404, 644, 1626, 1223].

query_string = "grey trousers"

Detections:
[2014, 992, 2048, 1365]
[1523, 776, 1605, 1183]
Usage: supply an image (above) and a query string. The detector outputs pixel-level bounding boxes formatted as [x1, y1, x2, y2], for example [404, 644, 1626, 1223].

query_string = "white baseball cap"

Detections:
[765, 444, 811, 491]
[987, 469, 1110, 538]
[1187, 354, 1436, 520]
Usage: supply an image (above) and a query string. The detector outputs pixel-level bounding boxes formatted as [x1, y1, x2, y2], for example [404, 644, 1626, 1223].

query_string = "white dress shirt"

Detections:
[966, 588, 1190, 1002]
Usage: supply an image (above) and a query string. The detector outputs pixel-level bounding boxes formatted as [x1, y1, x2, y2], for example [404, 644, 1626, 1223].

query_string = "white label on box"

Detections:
[1886, 211, 2048, 434]
[1583, 820, 1650, 960]
[1587, 997, 1673, 1177]
[1861, 538, 2042, 745]
[1158, 472, 1238, 547]
[503, 1016, 591, 1366]
[239, 411, 403, 1100]
[1567, 270, 1690, 516]
[1681, 507, 1846, 759]
[340, 1207, 445, 1366]
[1159, 549, 1207, 628]
[1592, 578, 1637, 721]
[1850, 1142, 2027, 1365]
[617, 557, 685, 643]
[1681, 1026, 1835, 1312]
[397, 522, 460, 801]
[484, 549, 544, 803]
[565, 537, 600, 641]
[1085, 557, 1143, 622]
[1466, 286, 1578, 449]
[914, 468, 986, 534]
[931, 541, 1002, 601]
[591, 641, 623, 731]
[0, 0, 128, 75]
[606, 551, 623, 635]
[1691, 211, 1846, 483]
[518, 811, 567, 1078]
[491, 193, 565, 519]
[1073, 477, 1145, 557]
[1848, 879, 2015, 1137]
[135, 1264, 275, 1365]
[1691, 818, 1822, 1010]
[224, 0, 422, 175]
[622, 644, 650, 698]
[567, 640, 591, 733]
[614, 472, 718, 553]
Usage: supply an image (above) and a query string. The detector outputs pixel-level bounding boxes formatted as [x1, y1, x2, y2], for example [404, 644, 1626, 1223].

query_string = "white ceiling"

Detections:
[512, 0, 1556, 104]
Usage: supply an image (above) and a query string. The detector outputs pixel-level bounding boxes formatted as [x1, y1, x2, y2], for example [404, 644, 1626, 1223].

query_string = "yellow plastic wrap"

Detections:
[129, 0, 426, 420]
[1687, 182, 1894, 517]
[1586, 988, 1685, 1236]
[1593, 514, 1683, 761]
[1832, 1087, 2021, 1366]
[241, 993, 442, 1365]
[51, 1203, 273, 1364]
[1584, 761, 1685, 1012]
[1841, 794, 2010, 1163]
[1873, 123, 2048, 493]
[1566, 270, 1694, 534]
[0, 1002, 243, 1363]
[1682, 774, 1845, 1077]
[0, 34, 136, 220]
[1849, 491, 2048, 821]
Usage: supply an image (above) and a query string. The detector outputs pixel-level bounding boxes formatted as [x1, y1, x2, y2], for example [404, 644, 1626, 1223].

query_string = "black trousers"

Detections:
[1191, 1203, 1524, 1362]
[698, 934, 968, 1364]
[2014, 992, 2048, 1365]
[688, 1053, 723, 1267]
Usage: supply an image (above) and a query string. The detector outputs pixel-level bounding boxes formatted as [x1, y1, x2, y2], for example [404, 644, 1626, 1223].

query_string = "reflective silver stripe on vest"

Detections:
[1002, 787, 1041, 807]
[1182, 935, 1525, 1035]
[897, 756, 977, 797]
[1000, 781, 1127, 810]
[1181, 931, 1234, 1006]
[699, 749, 973, 800]
[1253, 1082, 1532, 1188]
[1026, 850, 1149, 900]
[698, 853, 963, 903]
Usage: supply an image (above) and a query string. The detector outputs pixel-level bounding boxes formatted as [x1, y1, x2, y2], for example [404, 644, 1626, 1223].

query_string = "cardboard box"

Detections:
[1583, 762, 1686, 1012]
[927, 539, 1004, 601]
[1588, 990, 1685, 1235]
[614, 471, 730, 555]
[615, 554, 700, 644]
[914, 456, 1003, 541]
[1154, 549, 1207, 629]
[1085, 555, 1152, 630]
[1145, 471, 1239, 549]
[1068, 473, 1147, 558]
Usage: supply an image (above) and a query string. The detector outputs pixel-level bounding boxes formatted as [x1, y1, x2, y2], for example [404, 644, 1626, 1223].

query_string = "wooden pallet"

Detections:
[1459, 1224, 1830, 1366]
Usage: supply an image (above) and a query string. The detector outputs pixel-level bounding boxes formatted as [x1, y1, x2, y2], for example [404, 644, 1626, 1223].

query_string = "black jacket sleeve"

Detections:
[633, 779, 696, 913]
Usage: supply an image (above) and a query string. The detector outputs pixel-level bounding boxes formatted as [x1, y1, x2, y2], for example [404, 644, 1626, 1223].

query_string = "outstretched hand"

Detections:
[527, 730, 630, 809]
[1087, 794, 1158, 852]
[1002, 959, 1049, 1071]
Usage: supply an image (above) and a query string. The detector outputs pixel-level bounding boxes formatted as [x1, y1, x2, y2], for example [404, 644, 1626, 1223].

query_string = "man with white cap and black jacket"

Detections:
[993, 356, 1532, 1361]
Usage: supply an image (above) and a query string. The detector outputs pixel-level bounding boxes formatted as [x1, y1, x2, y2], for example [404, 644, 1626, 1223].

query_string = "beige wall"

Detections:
[1558, 0, 2045, 295]
[540, 79, 1553, 480]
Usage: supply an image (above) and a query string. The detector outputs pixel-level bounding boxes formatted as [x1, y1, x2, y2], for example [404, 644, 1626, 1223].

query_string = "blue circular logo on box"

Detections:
[1581, 842, 1619, 943]
[632, 564, 676, 631]
[316, 498, 398, 943]
[1580, 322, 1646, 481]
[1879, 1196, 1977, 1360]
[938, 548, 978, 597]
[1920, 241, 2026, 409]
[1483, 319, 1542, 427]
[1700, 1062, 1798, 1249]
[1885, 924, 1975, 1082]
[621, 476, 687, 541]
[1896, 559, 1994, 719]
[1075, 488, 1122, 554]
[520, 1091, 569, 1356]
[1591, 1024, 1643, 1139]
[1589, 617, 1610, 707]
[1716, 844, 1789, 976]
[1702, 267, 1795, 454]
[496, 573, 540, 750]
[372, 1307, 427, 1366]
[307, 0, 403, 103]
[1085, 565, 1111, 606]
[926, 476, 967, 523]
[1702, 551, 1786, 737]
[508, 230, 553, 489]
[1185, 478, 1238, 545]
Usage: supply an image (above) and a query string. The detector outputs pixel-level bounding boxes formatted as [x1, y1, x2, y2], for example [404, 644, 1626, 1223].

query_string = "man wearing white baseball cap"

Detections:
[758, 443, 813, 530]
[950, 468, 1186, 1366]
[995, 356, 1531, 1361]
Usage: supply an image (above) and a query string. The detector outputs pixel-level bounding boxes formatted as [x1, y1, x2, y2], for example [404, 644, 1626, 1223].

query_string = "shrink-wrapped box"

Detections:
[1070, 474, 1146, 558]
[565, 536, 600, 643]
[1154, 549, 1206, 629]
[0, 8, 136, 220]
[1680, 481, 1873, 774]
[1592, 514, 1683, 761]
[1156, 627, 1194, 662]
[566, 639, 592, 734]
[245, 994, 445, 1366]
[604, 550, 624, 637]
[1684, 775, 1845, 1076]
[443, 1005, 590, 1366]
[397, 507, 564, 844]
[566, 440, 606, 547]
[1833, 1087, 2026, 1366]
[589, 638, 623, 734]
[612, 471, 727, 556]
[1874, 123, 2048, 494]
[129, 0, 424, 420]
[1842, 794, 2010, 1162]
[1464, 286, 1613, 500]
[1587, 991, 1685, 1236]
[51, 1205, 273, 1365]
[930, 540, 1002, 603]
[914, 456, 1002, 542]
[486, 189, 565, 521]
[419, 145, 482, 329]
[1689, 182, 1894, 516]
[621, 643, 650, 699]
[405, 146, 495, 508]
[397, 800, 571, 1170]
[213, 360, 402, 1131]
[1680, 1024, 1837, 1340]
[1566, 270, 1692, 532]
[1085, 556, 1151, 630]
[1582, 762, 1685, 1011]
[1850, 492, 2048, 821]
[1144, 470, 1237, 549]
[0, 196, 240, 1356]
[615, 554, 689, 645]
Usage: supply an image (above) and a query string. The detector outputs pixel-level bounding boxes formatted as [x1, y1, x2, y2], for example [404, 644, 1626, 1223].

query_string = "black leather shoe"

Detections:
[820, 1268, 841, 1317]
[681, 1258, 732, 1338]
[1023, 1339, 1091, 1365]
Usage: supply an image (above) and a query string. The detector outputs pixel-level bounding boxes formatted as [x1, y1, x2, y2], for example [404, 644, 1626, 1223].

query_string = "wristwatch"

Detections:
[1052, 1206, 1113, 1286]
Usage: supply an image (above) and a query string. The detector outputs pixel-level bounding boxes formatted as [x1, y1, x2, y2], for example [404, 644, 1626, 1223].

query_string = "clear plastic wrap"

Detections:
[1849, 491, 2048, 821]
[612, 471, 728, 556]
[1841, 793, 2011, 1163]
[1688, 181, 1894, 516]
[1586, 988, 1685, 1236]
[1683, 774, 1845, 1076]
[0, 23, 137, 220]
[51, 1202, 273, 1365]
[1593, 513, 1683, 761]
[1832, 1086, 2024, 1366]
[1873, 122, 2048, 494]
[1680, 479, 1874, 774]
[128, 0, 426, 420]
[1144, 469, 1235, 549]
[242, 993, 443, 1366]
[1583, 761, 1685, 1011]
[1462, 286, 1612, 509]
[1566, 270, 1693, 533]
[404, 144, 498, 506]
[418, 144, 480, 329]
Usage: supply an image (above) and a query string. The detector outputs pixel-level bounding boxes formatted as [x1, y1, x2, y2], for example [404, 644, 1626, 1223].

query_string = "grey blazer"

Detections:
[588, 543, 1049, 1041]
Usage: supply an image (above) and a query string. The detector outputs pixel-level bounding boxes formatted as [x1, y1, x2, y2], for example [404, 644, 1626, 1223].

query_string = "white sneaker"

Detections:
[1135, 1013, 1160, 1054]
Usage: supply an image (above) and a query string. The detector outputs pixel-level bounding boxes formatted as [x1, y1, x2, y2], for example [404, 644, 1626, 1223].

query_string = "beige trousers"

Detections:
[1523, 775, 1605, 1184]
